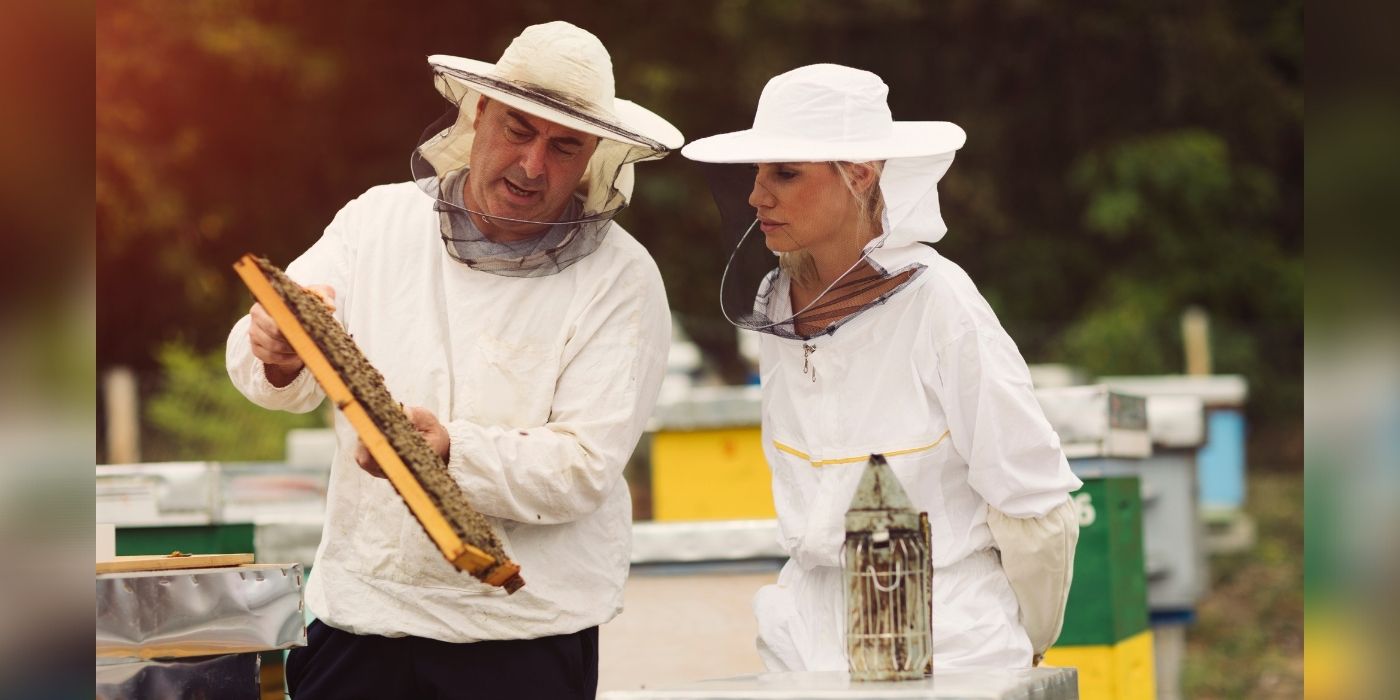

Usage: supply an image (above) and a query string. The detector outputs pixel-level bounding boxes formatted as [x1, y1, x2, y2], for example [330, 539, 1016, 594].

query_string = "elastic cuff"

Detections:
[255, 359, 312, 393]
[444, 420, 480, 484]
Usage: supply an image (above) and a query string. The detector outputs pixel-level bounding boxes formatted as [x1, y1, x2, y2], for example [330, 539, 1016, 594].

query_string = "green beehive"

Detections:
[116, 523, 256, 558]
[1057, 476, 1149, 646]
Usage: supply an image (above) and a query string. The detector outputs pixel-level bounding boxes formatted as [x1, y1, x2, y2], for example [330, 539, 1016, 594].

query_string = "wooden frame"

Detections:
[97, 553, 255, 575]
[234, 255, 519, 586]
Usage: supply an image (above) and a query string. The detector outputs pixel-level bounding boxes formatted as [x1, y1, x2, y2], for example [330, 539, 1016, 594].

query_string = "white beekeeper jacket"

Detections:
[226, 181, 671, 642]
[676, 64, 1080, 671]
[752, 158, 1083, 671]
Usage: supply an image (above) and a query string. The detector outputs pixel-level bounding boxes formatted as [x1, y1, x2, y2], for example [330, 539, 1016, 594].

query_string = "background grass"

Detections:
[1183, 472, 1304, 698]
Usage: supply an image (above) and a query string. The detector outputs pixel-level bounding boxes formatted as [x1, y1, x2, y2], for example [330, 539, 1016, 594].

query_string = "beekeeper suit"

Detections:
[226, 21, 682, 699]
[682, 64, 1082, 671]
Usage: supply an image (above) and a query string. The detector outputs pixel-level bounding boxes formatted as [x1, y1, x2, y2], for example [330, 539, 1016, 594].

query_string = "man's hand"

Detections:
[249, 284, 336, 387]
[355, 406, 450, 479]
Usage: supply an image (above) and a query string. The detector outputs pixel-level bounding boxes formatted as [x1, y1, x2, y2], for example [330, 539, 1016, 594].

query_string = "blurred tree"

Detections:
[144, 342, 327, 461]
[98, 0, 344, 368]
[1061, 129, 1300, 444]
[97, 0, 1302, 463]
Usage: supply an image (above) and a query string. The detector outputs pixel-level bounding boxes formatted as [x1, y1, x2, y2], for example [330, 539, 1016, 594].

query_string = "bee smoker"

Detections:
[841, 454, 931, 680]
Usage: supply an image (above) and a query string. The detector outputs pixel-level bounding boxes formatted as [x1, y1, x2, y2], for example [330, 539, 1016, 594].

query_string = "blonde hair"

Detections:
[779, 161, 886, 289]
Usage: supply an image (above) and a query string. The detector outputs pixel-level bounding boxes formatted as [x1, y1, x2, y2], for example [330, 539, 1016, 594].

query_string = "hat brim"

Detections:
[680, 121, 966, 163]
[428, 55, 684, 156]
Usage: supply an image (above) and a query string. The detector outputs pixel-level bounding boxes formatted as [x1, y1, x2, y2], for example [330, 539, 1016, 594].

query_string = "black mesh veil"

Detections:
[699, 162, 926, 340]
[411, 66, 667, 277]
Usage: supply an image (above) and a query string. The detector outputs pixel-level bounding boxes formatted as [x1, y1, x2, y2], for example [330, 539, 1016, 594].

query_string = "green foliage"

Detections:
[145, 342, 326, 461]
[1056, 281, 1178, 378]
[1073, 131, 1240, 241]
[97, 0, 347, 367]
[97, 0, 1301, 462]
[1055, 129, 1300, 450]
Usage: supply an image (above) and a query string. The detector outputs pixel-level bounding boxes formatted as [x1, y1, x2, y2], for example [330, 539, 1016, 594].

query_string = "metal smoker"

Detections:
[842, 454, 931, 680]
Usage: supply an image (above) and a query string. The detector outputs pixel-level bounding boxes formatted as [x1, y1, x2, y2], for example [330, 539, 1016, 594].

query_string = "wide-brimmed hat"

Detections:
[681, 63, 963, 163]
[417, 21, 682, 222]
[429, 21, 682, 155]
[685, 64, 969, 337]
[411, 22, 683, 277]
[684, 64, 965, 248]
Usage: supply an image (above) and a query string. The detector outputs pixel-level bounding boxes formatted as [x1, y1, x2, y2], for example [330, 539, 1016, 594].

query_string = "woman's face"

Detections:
[747, 162, 859, 253]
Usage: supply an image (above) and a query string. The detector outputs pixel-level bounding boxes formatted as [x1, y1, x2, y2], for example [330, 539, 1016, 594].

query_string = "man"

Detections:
[226, 22, 682, 699]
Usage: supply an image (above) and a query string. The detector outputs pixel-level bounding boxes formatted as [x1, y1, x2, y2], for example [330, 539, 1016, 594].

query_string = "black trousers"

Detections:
[286, 619, 599, 700]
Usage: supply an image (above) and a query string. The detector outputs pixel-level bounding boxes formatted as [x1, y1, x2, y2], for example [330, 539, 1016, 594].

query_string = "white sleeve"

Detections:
[444, 265, 671, 525]
[225, 195, 357, 413]
[225, 323, 325, 414]
[987, 498, 1080, 659]
[932, 328, 1082, 517]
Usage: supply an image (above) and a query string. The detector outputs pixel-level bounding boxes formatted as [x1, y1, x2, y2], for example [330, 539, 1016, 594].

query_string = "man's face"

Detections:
[463, 98, 601, 241]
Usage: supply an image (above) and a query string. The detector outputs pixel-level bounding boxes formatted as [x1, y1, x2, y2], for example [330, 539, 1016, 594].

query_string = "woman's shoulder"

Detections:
[906, 248, 1007, 348]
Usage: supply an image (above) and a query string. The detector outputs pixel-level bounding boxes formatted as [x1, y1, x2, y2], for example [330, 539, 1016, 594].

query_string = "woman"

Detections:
[682, 64, 1083, 671]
